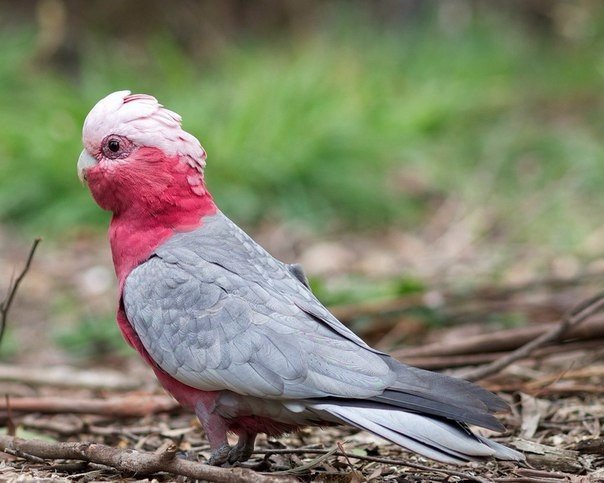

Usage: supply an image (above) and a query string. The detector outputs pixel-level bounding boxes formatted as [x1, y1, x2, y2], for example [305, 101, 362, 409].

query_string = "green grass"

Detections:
[1, 10, 604, 258]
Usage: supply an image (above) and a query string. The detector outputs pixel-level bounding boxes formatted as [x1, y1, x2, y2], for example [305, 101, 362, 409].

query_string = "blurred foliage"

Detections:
[310, 275, 425, 307]
[2, 1, 604, 363]
[0, 1, 603, 256]
[48, 290, 129, 359]
[0, 329, 18, 359]
[486, 311, 528, 330]
[52, 315, 129, 360]
[311, 276, 408, 307]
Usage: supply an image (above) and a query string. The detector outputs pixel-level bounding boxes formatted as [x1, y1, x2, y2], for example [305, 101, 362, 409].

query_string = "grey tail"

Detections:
[310, 402, 524, 464]
[309, 356, 525, 464]
[371, 359, 511, 432]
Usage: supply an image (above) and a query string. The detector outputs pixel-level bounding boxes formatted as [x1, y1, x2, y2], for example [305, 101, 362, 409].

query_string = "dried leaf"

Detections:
[520, 392, 550, 439]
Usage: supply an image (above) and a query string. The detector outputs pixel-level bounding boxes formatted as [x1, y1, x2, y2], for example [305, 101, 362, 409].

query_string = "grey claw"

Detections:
[208, 443, 231, 466]
[227, 441, 254, 464]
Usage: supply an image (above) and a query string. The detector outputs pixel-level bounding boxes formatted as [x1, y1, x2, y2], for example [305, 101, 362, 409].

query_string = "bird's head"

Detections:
[78, 91, 209, 215]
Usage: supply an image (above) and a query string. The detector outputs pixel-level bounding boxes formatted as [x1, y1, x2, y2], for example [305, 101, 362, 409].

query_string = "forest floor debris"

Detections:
[3, 235, 604, 480]
[3, 324, 604, 481]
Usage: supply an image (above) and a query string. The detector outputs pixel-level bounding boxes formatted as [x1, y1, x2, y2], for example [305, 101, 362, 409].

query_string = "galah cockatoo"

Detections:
[77, 91, 523, 466]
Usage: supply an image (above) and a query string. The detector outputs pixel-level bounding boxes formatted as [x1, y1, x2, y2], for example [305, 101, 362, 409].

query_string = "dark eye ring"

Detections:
[108, 139, 120, 152]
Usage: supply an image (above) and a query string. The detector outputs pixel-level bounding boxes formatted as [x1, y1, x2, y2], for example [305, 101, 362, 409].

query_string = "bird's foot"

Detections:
[208, 440, 255, 466]
[206, 430, 257, 466]
[227, 440, 254, 464]
[208, 443, 232, 466]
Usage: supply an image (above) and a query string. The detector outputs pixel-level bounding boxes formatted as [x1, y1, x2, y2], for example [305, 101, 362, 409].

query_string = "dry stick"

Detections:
[0, 435, 293, 483]
[513, 383, 604, 396]
[460, 292, 604, 382]
[253, 448, 492, 483]
[5, 395, 16, 436]
[0, 238, 41, 345]
[393, 316, 604, 360]
[524, 365, 604, 389]
[0, 395, 181, 417]
[0, 364, 142, 391]
[335, 441, 362, 480]
[20, 415, 169, 438]
[403, 338, 604, 370]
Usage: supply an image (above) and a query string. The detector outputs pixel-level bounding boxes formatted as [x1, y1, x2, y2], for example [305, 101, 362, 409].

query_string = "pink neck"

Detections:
[110, 194, 216, 286]
[85, 147, 217, 287]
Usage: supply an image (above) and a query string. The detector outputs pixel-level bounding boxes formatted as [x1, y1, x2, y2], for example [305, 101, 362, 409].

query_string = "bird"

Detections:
[77, 91, 524, 467]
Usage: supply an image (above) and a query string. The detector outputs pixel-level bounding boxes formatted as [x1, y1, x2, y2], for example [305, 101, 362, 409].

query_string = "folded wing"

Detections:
[122, 212, 514, 436]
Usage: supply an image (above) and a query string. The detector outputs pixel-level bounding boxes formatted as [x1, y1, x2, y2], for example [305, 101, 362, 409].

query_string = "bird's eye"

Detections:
[101, 135, 130, 159]
[108, 139, 120, 152]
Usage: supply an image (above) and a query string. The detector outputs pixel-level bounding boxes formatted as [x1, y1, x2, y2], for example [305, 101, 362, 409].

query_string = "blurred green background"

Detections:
[1, 0, 603, 243]
[2, 0, 604, 362]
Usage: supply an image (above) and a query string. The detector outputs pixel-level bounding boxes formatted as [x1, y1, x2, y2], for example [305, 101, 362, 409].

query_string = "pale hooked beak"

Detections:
[77, 150, 97, 182]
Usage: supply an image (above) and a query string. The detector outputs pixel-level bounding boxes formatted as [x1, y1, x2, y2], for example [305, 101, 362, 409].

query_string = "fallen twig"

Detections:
[5, 395, 15, 436]
[461, 292, 604, 381]
[393, 316, 604, 360]
[0, 238, 41, 346]
[271, 445, 341, 475]
[0, 435, 291, 482]
[494, 467, 574, 483]
[0, 364, 142, 391]
[335, 441, 363, 480]
[19, 414, 173, 438]
[403, 339, 604, 370]
[524, 365, 604, 389]
[493, 466, 579, 481]
[254, 447, 493, 483]
[486, 382, 604, 396]
[0, 395, 181, 417]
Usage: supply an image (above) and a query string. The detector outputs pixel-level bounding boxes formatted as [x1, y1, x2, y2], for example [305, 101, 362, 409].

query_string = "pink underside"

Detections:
[89, 147, 301, 437]
[226, 416, 303, 436]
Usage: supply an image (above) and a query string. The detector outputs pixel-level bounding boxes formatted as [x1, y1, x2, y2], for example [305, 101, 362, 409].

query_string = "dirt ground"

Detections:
[2, 227, 604, 482]
[2, 332, 604, 482]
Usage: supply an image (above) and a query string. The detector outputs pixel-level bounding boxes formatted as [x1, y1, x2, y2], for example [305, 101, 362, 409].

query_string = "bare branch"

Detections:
[0, 395, 181, 417]
[0, 238, 42, 346]
[0, 435, 293, 483]
[0, 364, 142, 391]
[335, 441, 363, 480]
[393, 318, 604, 363]
[400, 338, 604, 370]
[461, 292, 604, 382]
[5, 395, 15, 436]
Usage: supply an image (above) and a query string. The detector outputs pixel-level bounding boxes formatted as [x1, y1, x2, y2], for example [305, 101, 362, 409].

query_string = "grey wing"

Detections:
[123, 212, 395, 399]
[181, 213, 377, 352]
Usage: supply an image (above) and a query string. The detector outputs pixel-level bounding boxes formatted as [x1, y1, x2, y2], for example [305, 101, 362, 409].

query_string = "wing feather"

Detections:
[123, 213, 394, 399]
[122, 212, 510, 432]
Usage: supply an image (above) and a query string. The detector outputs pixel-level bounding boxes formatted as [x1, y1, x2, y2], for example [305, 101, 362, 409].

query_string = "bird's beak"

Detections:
[77, 150, 97, 182]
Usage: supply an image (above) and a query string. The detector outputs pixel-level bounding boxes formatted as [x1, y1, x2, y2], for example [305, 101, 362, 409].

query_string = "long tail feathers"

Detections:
[475, 434, 525, 461]
[310, 403, 524, 464]
[378, 361, 509, 431]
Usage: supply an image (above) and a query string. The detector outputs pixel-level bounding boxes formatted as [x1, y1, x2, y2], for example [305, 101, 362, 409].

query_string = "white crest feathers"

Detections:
[82, 90, 206, 171]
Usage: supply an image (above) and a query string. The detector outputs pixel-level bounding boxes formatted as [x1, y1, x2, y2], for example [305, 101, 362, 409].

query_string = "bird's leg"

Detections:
[227, 431, 257, 464]
[195, 403, 230, 466]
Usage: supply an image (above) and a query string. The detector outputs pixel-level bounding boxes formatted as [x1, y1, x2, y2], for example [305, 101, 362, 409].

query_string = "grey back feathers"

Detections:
[122, 211, 524, 464]
[124, 212, 392, 398]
